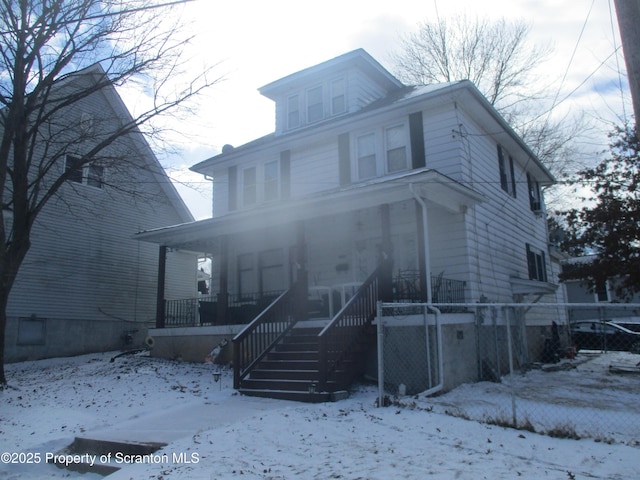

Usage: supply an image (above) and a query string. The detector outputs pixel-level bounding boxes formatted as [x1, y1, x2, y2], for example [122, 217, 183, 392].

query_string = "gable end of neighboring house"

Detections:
[5, 65, 196, 362]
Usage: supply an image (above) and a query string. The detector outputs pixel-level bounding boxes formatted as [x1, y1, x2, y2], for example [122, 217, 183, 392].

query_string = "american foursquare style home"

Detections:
[137, 49, 562, 401]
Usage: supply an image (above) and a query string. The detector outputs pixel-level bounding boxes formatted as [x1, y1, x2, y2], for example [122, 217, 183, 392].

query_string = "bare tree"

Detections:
[0, 0, 219, 384]
[392, 15, 552, 110]
[391, 14, 589, 190]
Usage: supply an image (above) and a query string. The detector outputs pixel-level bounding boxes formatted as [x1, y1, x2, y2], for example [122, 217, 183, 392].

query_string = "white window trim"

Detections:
[242, 166, 257, 206]
[65, 155, 105, 189]
[330, 77, 346, 116]
[263, 160, 280, 202]
[353, 122, 410, 181]
[306, 84, 324, 124]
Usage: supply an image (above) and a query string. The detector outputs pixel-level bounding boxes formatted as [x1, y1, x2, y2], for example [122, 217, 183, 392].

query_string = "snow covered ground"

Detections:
[1, 350, 639, 480]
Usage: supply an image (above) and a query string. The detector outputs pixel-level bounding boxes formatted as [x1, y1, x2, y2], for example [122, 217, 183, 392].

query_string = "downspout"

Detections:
[410, 184, 444, 396]
[410, 183, 432, 303]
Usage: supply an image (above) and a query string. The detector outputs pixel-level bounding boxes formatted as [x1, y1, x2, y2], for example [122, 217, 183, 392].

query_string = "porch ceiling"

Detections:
[135, 168, 485, 253]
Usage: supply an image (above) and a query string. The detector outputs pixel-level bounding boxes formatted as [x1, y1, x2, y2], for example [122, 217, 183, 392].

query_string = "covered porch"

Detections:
[136, 168, 484, 330]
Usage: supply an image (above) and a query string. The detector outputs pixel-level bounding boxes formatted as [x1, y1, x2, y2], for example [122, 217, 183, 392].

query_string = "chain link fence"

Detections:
[377, 302, 640, 444]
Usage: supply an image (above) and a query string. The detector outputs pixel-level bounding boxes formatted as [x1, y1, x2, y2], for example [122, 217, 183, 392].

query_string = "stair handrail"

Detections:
[317, 261, 387, 391]
[233, 282, 302, 389]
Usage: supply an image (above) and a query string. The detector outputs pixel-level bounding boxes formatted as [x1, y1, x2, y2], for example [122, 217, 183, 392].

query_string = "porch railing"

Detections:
[165, 290, 284, 327]
[317, 261, 385, 392]
[233, 282, 303, 389]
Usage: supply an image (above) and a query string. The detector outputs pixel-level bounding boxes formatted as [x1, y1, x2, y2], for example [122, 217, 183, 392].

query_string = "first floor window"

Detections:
[526, 243, 547, 282]
[238, 253, 256, 297]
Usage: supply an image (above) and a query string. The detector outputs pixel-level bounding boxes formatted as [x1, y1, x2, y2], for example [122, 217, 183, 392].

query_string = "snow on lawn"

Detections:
[1, 351, 639, 480]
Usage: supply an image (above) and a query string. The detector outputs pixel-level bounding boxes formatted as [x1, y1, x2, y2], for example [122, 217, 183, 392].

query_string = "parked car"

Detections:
[570, 321, 640, 354]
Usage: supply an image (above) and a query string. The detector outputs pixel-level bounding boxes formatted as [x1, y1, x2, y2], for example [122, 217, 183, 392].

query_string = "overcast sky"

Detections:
[155, 0, 631, 219]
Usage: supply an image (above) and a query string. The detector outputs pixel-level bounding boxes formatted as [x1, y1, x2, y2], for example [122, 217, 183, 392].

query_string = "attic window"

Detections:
[306, 86, 323, 123]
[331, 78, 345, 115]
[287, 94, 300, 129]
[65, 155, 104, 188]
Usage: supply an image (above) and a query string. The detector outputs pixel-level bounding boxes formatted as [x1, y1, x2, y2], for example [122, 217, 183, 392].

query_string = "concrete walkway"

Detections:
[72, 393, 298, 478]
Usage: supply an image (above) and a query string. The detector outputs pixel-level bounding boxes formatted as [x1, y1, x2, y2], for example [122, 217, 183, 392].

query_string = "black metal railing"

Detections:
[233, 282, 304, 389]
[317, 262, 385, 392]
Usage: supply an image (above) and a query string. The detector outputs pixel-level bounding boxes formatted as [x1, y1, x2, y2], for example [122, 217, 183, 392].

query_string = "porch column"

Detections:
[295, 221, 308, 320]
[379, 204, 393, 302]
[155, 245, 167, 328]
[217, 235, 229, 323]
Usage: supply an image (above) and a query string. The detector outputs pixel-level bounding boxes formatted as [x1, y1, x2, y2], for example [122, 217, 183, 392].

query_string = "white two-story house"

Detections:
[138, 49, 559, 401]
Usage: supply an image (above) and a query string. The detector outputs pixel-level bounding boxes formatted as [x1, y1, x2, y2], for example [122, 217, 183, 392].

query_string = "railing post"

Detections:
[318, 334, 327, 392]
[155, 246, 167, 329]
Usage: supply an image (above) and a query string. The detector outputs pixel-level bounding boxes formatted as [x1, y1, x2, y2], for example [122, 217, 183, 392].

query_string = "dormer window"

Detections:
[306, 85, 324, 123]
[287, 95, 300, 130]
[331, 78, 345, 115]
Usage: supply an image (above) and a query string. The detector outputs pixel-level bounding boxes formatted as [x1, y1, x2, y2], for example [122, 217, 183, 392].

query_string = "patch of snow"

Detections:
[1, 351, 639, 479]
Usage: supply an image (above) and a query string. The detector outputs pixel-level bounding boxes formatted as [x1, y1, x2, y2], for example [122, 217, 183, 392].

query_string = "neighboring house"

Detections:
[562, 255, 640, 324]
[5, 65, 197, 362]
[137, 49, 561, 401]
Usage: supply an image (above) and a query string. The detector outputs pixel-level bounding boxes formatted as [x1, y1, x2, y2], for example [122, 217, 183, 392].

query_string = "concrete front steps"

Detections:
[238, 326, 350, 403]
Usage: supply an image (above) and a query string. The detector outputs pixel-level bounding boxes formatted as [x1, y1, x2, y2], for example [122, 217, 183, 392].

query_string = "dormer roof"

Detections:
[258, 48, 403, 100]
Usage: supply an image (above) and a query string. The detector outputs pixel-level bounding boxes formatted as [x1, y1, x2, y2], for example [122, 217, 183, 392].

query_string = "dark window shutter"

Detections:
[338, 133, 351, 185]
[509, 154, 517, 198]
[280, 150, 291, 199]
[228, 166, 237, 211]
[409, 111, 426, 169]
[497, 145, 508, 191]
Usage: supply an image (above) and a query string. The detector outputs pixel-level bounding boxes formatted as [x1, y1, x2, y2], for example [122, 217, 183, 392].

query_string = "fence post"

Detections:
[505, 307, 517, 427]
[377, 301, 384, 408]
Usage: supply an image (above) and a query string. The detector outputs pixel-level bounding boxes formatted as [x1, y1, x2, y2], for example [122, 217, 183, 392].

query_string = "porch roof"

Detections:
[135, 168, 485, 253]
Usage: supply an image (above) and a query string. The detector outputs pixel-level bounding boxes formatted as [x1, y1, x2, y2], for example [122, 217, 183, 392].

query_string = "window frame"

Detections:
[287, 94, 300, 130]
[527, 173, 542, 212]
[384, 123, 409, 173]
[242, 166, 257, 206]
[497, 145, 517, 198]
[330, 78, 346, 116]
[526, 243, 547, 282]
[356, 131, 377, 180]
[306, 85, 324, 124]
[65, 155, 105, 189]
[263, 160, 280, 202]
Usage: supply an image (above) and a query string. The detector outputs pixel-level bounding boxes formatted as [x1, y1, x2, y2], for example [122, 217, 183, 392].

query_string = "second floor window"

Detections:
[385, 125, 408, 173]
[527, 173, 542, 212]
[497, 145, 516, 197]
[357, 133, 377, 179]
[65, 155, 104, 188]
[243, 167, 257, 206]
[264, 160, 279, 201]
